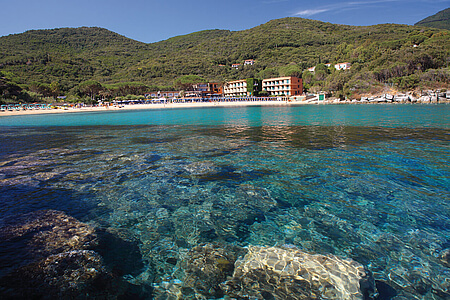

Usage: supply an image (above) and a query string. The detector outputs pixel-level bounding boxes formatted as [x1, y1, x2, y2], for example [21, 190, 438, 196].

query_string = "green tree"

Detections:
[279, 64, 302, 77]
[257, 67, 279, 80]
[246, 78, 262, 96]
[29, 82, 52, 97]
[79, 80, 103, 101]
[314, 63, 330, 81]
[174, 75, 206, 90]
[50, 81, 60, 99]
[302, 70, 314, 85]
[0, 78, 22, 100]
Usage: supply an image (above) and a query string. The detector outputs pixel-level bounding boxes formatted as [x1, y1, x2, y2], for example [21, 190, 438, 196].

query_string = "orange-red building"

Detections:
[185, 83, 223, 97]
[262, 76, 303, 96]
[208, 82, 222, 95]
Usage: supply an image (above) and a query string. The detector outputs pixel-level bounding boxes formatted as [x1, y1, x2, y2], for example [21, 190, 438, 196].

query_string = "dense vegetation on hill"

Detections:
[0, 17, 449, 103]
[415, 8, 450, 30]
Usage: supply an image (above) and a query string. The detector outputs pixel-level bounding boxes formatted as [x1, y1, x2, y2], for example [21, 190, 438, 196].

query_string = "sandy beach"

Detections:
[0, 100, 305, 117]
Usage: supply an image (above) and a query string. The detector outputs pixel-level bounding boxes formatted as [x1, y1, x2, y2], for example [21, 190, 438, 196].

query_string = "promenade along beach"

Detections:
[0, 104, 449, 299]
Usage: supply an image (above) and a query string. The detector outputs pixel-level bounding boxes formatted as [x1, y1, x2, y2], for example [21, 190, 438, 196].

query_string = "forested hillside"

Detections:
[1, 17, 449, 103]
[415, 8, 450, 30]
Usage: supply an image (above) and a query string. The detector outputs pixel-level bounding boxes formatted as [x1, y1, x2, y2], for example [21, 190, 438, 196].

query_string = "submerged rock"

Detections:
[0, 250, 121, 299]
[221, 245, 376, 300]
[0, 209, 97, 260]
[0, 210, 150, 299]
[0, 209, 97, 276]
[155, 243, 376, 299]
[181, 243, 243, 298]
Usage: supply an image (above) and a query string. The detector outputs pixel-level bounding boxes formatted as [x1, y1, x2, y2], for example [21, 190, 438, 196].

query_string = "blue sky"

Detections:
[1, 0, 448, 43]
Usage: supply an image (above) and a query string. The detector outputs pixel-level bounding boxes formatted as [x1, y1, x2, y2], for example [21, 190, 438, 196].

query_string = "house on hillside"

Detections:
[244, 59, 255, 66]
[262, 76, 303, 97]
[308, 63, 331, 72]
[231, 63, 241, 69]
[335, 62, 351, 70]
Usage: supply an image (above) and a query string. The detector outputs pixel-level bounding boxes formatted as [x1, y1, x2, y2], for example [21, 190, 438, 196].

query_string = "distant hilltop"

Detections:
[415, 8, 450, 30]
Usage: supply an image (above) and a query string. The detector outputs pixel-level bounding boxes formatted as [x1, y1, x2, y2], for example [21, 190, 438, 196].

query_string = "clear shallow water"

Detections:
[0, 104, 448, 127]
[0, 104, 449, 299]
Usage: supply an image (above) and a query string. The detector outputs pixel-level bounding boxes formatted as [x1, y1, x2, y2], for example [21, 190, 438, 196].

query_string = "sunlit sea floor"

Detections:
[0, 105, 449, 299]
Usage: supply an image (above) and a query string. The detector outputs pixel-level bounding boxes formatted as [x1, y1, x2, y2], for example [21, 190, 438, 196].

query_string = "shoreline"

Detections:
[1, 99, 448, 117]
[0, 100, 305, 117]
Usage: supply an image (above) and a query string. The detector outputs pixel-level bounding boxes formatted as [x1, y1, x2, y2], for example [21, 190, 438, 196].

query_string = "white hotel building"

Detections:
[223, 79, 249, 97]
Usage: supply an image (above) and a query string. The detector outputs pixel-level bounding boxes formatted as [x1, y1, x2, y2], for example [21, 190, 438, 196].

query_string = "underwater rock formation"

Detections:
[0, 250, 117, 299]
[0, 209, 97, 274]
[181, 243, 244, 298]
[0, 210, 149, 299]
[155, 243, 375, 299]
[221, 245, 376, 300]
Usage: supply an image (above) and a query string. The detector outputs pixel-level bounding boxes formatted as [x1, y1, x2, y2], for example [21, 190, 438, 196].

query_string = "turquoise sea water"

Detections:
[0, 104, 448, 127]
[0, 104, 449, 299]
